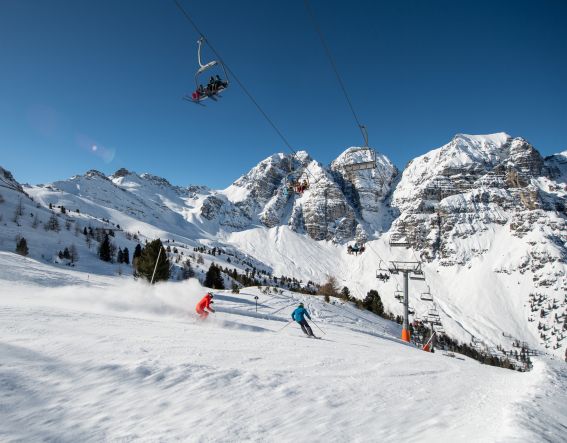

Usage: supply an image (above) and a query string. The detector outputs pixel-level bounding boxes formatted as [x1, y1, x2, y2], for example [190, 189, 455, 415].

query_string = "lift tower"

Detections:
[387, 261, 423, 342]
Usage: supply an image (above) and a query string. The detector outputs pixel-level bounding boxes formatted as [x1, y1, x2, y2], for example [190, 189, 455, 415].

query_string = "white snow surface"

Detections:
[1, 254, 566, 442]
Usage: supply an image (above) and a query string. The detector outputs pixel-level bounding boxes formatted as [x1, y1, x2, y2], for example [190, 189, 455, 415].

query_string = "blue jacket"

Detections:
[291, 306, 311, 323]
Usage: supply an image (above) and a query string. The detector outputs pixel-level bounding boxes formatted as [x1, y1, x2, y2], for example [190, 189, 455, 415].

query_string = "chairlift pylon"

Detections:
[185, 37, 229, 104]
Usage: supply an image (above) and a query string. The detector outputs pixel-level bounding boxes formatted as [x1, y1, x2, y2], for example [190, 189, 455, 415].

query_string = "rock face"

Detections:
[390, 134, 565, 263]
[210, 148, 397, 242]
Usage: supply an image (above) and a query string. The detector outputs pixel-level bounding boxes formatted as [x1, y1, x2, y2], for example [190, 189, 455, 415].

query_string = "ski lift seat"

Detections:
[389, 233, 411, 248]
[344, 160, 376, 173]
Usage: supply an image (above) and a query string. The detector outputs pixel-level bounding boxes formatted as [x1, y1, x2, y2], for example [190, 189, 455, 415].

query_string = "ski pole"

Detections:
[310, 318, 327, 335]
[277, 320, 293, 333]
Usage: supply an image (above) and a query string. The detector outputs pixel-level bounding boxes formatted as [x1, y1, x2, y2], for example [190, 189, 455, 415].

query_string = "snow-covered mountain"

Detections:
[1, 133, 566, 359]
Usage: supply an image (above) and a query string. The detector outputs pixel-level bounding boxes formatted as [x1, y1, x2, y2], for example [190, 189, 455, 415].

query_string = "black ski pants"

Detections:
[298, 319, 314, 336]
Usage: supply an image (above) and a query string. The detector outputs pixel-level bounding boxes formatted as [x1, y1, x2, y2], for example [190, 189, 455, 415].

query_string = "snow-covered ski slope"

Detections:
[1, 253, 566, 442]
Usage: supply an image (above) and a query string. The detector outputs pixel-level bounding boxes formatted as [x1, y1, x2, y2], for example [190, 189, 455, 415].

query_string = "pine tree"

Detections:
[133, 244, 142, 259]
[181, 259, 194, 280]
[99, 234, 112, 262]
[117, 248, 123, 264]
[122, 247, 130, 265]
[363, 290, 384, 316]
[44, 213, 60, 232]
[15, 237, 28, 256]
[69, 244, 79, 263]
[340, 286, 351, 301]
[132, 244, 142, 273]
[63, 247, 71, 259]
[204, 263, 225, 289]
[83, 227, 88, 236]
[136, 239, 170, 283]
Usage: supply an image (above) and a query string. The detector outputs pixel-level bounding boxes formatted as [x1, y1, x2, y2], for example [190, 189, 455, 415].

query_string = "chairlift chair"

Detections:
[394, 285, 404, 301]
[376, 260, 390, 281]
[420, 286, 434, 302]
[389, 232, 411, 248]
[343, 126, 377, 173]
[186, 37, 229, 104]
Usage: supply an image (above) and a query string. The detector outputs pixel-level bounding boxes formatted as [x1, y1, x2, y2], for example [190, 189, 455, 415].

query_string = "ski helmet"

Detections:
[299, 302, 304, 307]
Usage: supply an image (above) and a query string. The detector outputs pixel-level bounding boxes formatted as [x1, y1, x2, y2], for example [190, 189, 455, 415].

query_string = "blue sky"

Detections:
[1, 0, 566, 188]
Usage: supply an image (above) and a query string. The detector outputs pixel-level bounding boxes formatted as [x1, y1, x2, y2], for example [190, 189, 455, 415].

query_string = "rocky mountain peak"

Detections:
[85, 170, 110, 181]
[0, 166, 25, 194]
[111, 168, 132, 178]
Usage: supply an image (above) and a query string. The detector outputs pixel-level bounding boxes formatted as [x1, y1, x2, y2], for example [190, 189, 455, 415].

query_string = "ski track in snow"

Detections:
[1, 264, 566, 442]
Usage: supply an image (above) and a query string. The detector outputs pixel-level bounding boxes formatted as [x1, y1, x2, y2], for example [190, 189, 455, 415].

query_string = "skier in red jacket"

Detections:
[196, 292, 215, 319]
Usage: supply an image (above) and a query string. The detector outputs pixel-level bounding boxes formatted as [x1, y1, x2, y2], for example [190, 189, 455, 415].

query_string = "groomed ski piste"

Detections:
[1, 253, 566, 442]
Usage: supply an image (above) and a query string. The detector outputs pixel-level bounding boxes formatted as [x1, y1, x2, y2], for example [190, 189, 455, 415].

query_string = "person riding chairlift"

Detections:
[214, 74, 227, 91]
[192, 84, 205, 101]
[207, 76, 218, 94]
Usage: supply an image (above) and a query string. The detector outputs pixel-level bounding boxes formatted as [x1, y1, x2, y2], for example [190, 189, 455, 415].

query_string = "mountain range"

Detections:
[1, 132, 566, 358]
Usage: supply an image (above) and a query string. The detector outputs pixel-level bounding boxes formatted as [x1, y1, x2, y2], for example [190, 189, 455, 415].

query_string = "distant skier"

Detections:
[291, 302, 314, 337]
[196, 292, 215, 320]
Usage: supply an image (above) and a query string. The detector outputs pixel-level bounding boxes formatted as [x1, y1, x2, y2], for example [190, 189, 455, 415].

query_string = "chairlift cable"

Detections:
[174, 0, 318, 184]
[303, 0, 367, 146]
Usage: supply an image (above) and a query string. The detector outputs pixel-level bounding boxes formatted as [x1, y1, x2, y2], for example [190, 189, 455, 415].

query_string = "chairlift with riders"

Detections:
[185, 37, 229, 104]
[376, 260, 390, 281]
[283, 161, 310, 196]
[394, 284, 404, 301]
[347, 242, 365, 255]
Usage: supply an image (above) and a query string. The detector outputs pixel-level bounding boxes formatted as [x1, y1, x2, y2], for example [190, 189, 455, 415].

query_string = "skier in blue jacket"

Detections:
[291, 303, 314, 337]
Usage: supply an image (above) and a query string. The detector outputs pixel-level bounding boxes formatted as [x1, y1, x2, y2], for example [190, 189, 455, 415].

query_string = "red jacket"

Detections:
[196, 294, 214, 312]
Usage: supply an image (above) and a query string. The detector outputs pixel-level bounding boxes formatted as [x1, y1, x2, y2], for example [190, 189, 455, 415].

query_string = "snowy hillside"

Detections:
[1, 133, 566, 362]
[1, 256, 566, 442]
